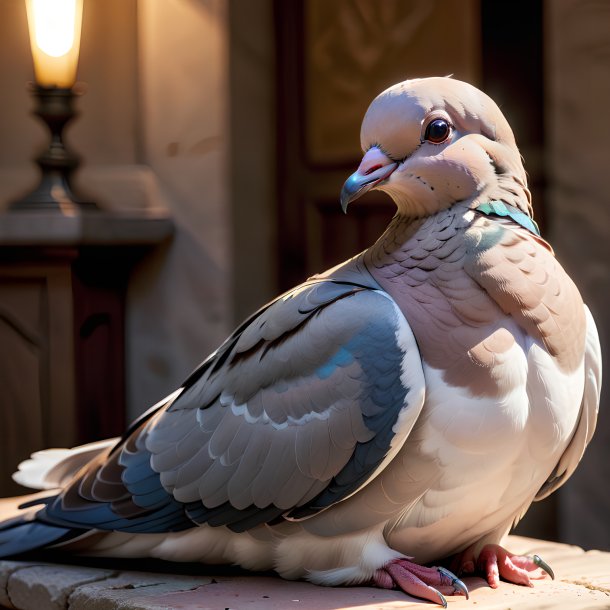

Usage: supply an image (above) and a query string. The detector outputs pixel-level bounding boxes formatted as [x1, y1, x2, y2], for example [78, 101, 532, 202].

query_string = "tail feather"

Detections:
[0, 521, 78, 557]
[13, 438, 119, 491]
[0, 492, 82, 558]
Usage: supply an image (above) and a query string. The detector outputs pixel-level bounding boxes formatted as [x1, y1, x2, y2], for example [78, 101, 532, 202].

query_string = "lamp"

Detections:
[11, 0, 98, 213]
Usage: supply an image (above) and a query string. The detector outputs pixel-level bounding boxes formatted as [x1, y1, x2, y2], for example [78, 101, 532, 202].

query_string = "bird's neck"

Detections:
[367, 205, 469, 265]
[374, 214, 426, 253]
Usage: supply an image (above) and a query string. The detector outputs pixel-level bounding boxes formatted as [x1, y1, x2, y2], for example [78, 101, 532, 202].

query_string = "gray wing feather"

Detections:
[145, 278, 423, 528]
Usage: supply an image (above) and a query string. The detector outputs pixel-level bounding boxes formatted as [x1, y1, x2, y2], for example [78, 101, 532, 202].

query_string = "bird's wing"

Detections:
[38, 279, 425, 534]
[535, 306, 601, 500]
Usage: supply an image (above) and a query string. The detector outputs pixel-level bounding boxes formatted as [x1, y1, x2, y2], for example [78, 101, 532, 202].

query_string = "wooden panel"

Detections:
[0, 251, 129, 496]
[72, 253, 127, 443]
[0, 264, 75, 496]
[0, 277, 45, 496]
[480, 0, 546, 230]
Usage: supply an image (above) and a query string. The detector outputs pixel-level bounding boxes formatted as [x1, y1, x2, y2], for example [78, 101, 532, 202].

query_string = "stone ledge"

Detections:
[0, 211, 174, 247]
[1, 536, 609, 609]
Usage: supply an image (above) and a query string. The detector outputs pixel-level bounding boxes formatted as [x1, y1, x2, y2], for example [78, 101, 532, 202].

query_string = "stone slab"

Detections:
[7, 564, 116, 610]
[67, 571, 214, 610]
[0, 561, 39, 609]
[0, 536, 609, 609]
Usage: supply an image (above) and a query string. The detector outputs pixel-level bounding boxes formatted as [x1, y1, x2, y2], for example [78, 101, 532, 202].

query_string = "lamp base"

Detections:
[9, 85, 100, 215]
[9, 177, 98, 215]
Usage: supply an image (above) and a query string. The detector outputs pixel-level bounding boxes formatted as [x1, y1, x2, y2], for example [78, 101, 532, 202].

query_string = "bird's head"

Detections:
[341, 77, 531, 218]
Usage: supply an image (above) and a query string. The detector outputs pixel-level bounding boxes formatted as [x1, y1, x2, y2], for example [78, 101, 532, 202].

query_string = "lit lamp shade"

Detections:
[25, 0, 83, 88]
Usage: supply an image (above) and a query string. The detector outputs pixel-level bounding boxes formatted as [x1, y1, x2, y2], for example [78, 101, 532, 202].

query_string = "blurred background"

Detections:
[0, 0, 608, 551]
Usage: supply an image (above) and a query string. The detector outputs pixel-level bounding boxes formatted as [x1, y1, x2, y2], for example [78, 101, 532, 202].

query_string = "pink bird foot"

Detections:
[374, 558, 469, 607]
[453, 543, 554, 589]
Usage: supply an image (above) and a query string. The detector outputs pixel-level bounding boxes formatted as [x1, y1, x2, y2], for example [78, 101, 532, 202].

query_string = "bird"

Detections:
[0, 76, 601, 607]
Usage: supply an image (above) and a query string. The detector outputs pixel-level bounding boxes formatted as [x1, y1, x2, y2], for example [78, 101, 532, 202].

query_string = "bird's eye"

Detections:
[424, 119, 451, 144]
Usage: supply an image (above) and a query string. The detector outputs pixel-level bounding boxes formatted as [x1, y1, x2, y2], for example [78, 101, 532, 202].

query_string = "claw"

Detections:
[378, 559, 462, 606]
[532, 554, 555, 580]
[434, 588, 448, 608]
[437, 566, 469, 599]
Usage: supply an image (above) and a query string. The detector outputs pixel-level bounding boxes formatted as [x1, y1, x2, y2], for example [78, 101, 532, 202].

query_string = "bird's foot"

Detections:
[453, 543, 554, 589]
[374, 558, 469, 607]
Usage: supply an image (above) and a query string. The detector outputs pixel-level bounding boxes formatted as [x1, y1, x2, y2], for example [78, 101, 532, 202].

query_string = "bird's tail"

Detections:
[0, 492, 81, 558]
[12, 437, 119, 491]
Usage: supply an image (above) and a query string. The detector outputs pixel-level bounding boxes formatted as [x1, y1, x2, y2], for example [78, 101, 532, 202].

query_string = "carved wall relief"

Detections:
[304, 0, 481, 166]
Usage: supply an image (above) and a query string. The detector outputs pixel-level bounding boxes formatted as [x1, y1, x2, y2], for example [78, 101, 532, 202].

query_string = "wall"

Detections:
[128, 0, 232, 415]
[546, 0, 610, 550]
[228, 0, 277, 324]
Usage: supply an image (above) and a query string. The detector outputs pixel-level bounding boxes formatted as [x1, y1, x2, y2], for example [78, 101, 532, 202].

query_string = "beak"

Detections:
[340, 147, 398, 213]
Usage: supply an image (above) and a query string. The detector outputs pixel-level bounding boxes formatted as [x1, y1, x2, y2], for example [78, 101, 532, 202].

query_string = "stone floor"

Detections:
[1, 535, 609, 609]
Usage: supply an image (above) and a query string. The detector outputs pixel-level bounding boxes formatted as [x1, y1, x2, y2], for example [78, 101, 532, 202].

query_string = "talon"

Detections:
[437, 566, 469, 599]
[379, 558, 463, 606]
[434, 588, 448, 608]
[532, 554, 555, 580]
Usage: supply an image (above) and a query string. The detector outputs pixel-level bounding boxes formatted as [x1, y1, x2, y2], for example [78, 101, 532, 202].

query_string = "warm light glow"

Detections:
[25, 0, 83, 87]
[32, 0, 76, 57]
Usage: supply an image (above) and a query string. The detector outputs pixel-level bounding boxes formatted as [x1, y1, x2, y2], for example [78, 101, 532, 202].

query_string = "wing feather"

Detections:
[35, 277, 424, 534]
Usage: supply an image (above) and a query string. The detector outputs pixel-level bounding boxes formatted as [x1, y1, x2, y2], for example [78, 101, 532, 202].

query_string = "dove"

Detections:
[0, 77, 601, 607]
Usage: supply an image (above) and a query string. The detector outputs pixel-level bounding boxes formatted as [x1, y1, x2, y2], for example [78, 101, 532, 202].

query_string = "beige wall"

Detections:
[127, 0, 233, 415]
[546, 0, 610, 550]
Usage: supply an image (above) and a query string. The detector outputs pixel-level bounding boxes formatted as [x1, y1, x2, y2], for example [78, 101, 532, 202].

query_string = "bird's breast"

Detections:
[381, 329, 584, 563]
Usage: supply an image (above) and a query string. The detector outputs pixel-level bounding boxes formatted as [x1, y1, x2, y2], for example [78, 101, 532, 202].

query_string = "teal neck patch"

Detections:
[474, 200, 540, 236]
